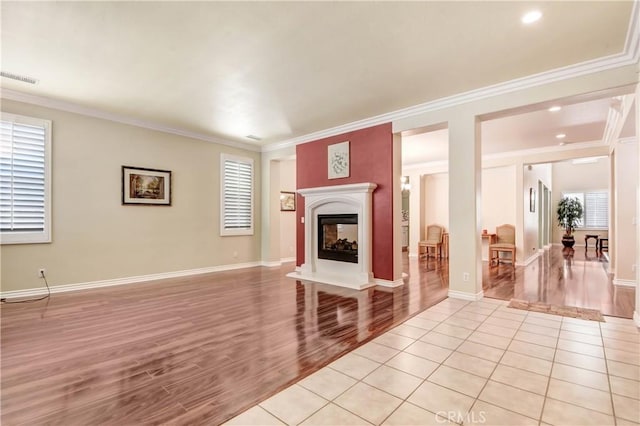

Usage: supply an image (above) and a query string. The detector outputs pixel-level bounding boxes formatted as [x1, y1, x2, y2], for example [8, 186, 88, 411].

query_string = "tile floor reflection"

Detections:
[226, 297, 640, 425]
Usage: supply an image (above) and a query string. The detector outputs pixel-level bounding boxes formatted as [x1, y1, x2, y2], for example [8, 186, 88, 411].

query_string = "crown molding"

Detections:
[0, 89, 261, 152]
[402, 140, 609, 172]
[264, 1, 640, 153]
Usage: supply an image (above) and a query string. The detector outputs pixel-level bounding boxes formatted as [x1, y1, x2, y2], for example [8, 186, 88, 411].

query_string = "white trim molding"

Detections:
[0, 89, 261, 152]
[613, 278, 637, 287]
[448, 289, 484, 301]
[374, 278, 404, 288]
[280, 257, 296, 263]
[522, 252, 541, 267]
[0, 261, 263, 300]
[634, 311, 640, 328]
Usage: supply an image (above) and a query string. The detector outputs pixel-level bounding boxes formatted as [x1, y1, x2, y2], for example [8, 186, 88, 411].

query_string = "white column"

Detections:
[635, 82, 640, 327]
[448, 116, 483, 300]
[407, 169, 423, 257]
[392, 133, 404, 282]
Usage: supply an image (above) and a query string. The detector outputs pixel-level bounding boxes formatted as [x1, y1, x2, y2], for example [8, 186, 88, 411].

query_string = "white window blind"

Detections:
[562, 191, 608, 230]
[584, 192, 608, 229]
[0, 113, 51, 244]
[220, 154, 253, 236]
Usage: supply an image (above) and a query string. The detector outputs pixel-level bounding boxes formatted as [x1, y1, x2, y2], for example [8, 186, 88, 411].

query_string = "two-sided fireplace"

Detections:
[317, 214, 358, 263]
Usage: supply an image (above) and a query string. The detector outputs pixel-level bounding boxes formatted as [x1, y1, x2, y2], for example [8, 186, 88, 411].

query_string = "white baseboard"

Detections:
[280, 257, 296, 263]
[522, 252, 541, 267]
[261, 260, 282, 267]
[0, 261, 263, 299]
[613, 278, 637, 287]
[448, 289, 484, 301]
[374, 278, 404, 288]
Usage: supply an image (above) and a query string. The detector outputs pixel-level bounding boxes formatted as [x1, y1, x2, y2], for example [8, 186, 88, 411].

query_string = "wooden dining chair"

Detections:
[418, 225, 444, 259]
[489, 224, 516, 266]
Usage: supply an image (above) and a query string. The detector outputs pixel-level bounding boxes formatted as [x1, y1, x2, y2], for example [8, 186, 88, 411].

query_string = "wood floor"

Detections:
[482, 246, 635, 318]
[0, 246, 634, 425]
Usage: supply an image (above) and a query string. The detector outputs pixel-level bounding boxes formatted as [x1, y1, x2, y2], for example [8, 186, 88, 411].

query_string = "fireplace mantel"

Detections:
[287, 183, 377, 290]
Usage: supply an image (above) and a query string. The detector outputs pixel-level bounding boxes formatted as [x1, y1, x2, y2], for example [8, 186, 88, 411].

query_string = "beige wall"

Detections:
[0, 99, 261, 292]
[551, 159, 609, 245]
[423, 173, 449, 231]
[523, 163, 552, 262]
[614, 141, 638, 282]
[278, 159, 297, 260]
[482, 166, 517, 233]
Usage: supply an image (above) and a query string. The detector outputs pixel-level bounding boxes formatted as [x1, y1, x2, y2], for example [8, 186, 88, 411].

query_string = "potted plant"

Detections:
[556, 197, 583, 248]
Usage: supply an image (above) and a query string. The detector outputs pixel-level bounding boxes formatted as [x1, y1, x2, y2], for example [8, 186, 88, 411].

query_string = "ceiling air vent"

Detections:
[245, 135, 262, 141]
[1, 71, 38, 85]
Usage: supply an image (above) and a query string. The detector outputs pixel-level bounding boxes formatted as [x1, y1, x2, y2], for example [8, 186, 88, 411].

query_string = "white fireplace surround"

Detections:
[287, 182, 377, 290]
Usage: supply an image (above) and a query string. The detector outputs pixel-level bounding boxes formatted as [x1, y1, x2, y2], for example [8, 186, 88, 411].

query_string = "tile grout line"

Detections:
[536, 311, 563, 425]
[601, 319, 619, 426]
[463, 305, 543, 424]
[378, 300, 473, 425]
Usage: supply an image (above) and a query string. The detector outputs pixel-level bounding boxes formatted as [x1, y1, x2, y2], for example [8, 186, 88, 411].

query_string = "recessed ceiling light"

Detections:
[556, 133, 566, 139]
[548, 106, 561, 112]
[522, 10, 542, 24]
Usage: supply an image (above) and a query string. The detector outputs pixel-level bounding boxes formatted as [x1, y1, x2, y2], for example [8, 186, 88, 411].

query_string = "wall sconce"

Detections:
[401, 176, 411, 192]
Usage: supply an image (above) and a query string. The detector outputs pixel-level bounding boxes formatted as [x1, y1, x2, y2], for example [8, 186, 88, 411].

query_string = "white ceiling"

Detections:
[0, 1, 634, 147]
[401, 95, 637, 166]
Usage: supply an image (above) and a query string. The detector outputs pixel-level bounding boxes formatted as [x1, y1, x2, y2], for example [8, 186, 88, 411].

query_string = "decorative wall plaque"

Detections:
[328, 141, 350, 179]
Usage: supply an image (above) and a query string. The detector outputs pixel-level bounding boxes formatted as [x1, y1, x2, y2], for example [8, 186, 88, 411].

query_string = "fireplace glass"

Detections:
[317, 214, 358, 263]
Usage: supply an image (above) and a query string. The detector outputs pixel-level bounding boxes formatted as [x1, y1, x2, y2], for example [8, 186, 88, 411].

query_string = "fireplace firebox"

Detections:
[317, 214, 358, 263]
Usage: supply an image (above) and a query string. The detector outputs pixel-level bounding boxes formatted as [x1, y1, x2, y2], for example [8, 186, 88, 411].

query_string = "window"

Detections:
[220, 153, 253, 236]
[0, 113, 51, 244]
[562, 191, 608, 229]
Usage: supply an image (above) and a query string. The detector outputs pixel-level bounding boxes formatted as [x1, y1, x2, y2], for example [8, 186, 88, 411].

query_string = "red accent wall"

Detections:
[296, 123, 395, 281]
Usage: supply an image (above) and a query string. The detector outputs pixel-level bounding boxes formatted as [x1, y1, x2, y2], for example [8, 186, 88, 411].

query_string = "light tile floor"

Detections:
[225, 298, 640, 426]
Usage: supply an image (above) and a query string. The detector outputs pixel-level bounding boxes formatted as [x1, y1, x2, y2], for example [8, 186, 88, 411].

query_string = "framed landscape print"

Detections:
[328, 141, 350, 179]
[122, 166, 171, 205]
[280, 191, 296, 211]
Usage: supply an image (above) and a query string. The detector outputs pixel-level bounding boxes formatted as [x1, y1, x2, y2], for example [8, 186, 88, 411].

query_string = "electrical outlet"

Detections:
[463, 272, 470, 282]
[38, 268, 46, 278]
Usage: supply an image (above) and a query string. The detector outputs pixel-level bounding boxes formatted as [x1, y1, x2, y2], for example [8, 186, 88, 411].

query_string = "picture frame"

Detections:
[328, 141, 350, 179]
[280, 191, 296, 211]
[122, 166, 172, 205]
[529, 187, 536, 212]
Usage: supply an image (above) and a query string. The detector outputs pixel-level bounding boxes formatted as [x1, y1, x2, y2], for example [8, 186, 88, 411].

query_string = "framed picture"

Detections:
[122, 166, 171, 205]
[529, 187, 536, 212]
[328, 141, 350, 179]
[280, 191, 296, 211]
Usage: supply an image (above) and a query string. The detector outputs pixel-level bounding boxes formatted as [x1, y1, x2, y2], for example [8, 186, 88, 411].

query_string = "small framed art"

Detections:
[280, 191, 296, 211]
[122, 166, 171, 205]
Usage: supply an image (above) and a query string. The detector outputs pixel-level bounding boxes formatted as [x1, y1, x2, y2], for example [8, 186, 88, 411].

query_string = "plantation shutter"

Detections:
[584, 192, 608, 228]
[222, 157, 253, 231]
[0, 119, 46, 233]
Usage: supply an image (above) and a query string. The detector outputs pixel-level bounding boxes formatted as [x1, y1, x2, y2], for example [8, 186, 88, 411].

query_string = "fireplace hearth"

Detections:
[286, 182, 377, 290]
